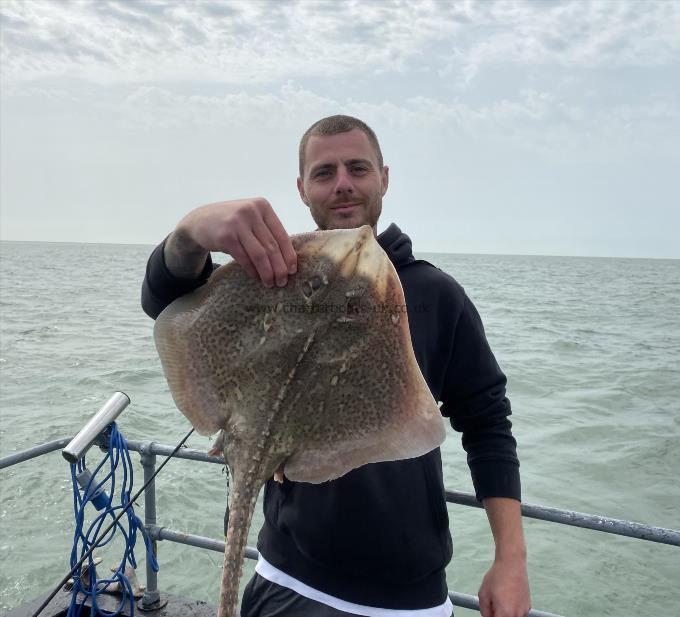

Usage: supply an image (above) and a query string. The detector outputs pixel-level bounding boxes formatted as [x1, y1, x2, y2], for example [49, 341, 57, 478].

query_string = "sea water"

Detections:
[0, 241, 678, 617]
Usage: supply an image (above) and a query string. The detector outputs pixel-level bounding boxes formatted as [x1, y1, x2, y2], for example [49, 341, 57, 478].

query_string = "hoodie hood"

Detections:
[377, 223, 416, 269]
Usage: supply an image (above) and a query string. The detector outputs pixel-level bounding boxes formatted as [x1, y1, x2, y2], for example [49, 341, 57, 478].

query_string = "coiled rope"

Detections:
[67, 422, 156, 616]
[32, 426, 195, 617]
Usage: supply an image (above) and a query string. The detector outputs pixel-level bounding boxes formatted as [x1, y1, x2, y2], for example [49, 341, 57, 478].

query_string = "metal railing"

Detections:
[2, 414, 679, 616]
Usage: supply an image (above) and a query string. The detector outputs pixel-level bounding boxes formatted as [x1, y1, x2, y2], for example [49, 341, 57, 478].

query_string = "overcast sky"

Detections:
[1, 0, 678, 258]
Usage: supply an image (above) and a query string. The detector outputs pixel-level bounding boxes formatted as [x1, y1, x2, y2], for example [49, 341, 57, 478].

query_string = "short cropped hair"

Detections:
[298, 115, 384, 178]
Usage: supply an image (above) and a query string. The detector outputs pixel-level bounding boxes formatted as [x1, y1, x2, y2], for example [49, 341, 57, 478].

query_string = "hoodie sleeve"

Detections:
[440, 295, 521, 502]
[141, 236, 216, 320]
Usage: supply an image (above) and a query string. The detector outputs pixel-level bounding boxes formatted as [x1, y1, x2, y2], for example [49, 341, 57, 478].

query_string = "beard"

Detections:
[310, 197, 382, 231]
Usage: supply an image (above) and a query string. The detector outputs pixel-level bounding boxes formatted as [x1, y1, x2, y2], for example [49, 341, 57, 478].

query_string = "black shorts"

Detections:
[240, 573, 454, 617]
[240, 573, 354, 616]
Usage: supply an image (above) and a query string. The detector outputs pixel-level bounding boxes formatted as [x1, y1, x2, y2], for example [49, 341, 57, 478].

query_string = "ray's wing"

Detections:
[153, 264, 255, 436]
[277, 259, 446, 483]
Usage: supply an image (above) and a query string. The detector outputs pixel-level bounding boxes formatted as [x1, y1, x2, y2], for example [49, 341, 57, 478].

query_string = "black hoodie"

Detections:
[141, 223, 520, 609]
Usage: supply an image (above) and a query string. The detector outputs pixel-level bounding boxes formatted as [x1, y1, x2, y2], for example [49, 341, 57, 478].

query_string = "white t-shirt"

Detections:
[255, 555, 454, 617]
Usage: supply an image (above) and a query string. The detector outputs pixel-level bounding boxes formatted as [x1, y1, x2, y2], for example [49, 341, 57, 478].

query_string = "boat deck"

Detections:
[5, 588, 217, 617]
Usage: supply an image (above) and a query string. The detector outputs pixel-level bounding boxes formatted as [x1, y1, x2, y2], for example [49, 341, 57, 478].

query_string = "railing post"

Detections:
[138, 441, 167, 611]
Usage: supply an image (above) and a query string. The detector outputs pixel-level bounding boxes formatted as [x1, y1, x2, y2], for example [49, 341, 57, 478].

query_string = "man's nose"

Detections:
[334, 167, 354, 194]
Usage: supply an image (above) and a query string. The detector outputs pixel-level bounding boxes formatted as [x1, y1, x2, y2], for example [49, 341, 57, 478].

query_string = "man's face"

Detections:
[297, 129, 389, 232]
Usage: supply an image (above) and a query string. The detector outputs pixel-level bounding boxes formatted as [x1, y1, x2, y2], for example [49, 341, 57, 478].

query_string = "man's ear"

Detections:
[297, 177, 310, 207]
[381, 165, 390, 197]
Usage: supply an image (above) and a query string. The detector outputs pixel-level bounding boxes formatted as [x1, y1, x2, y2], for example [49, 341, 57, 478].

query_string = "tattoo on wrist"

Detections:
[165, 232, 208, 280]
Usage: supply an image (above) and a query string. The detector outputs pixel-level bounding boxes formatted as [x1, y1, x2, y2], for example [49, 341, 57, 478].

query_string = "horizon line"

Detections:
[0, 238, 677, 261]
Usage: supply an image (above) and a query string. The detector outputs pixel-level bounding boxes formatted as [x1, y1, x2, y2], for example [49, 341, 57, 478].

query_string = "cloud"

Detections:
[442, 0, 680, 81]
[1, 0, 677, 85]
[113, 82, 338, 129]
[15, 79, 663, 159]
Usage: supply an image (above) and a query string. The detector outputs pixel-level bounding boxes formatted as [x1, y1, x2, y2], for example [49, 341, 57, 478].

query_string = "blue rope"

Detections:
[68, 423, 158, 617]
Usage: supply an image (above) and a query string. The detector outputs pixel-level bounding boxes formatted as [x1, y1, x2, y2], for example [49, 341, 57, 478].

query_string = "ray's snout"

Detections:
[337, 225, 385, 282]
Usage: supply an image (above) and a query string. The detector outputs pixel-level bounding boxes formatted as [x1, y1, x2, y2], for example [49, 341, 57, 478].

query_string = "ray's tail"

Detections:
[217, 463, 262, 617]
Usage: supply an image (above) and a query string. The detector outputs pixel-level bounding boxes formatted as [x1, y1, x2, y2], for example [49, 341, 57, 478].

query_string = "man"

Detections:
[142, 115, 531, 617]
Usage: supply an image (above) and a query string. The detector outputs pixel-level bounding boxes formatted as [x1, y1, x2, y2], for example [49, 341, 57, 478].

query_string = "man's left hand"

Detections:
[478, 555, 531, 617]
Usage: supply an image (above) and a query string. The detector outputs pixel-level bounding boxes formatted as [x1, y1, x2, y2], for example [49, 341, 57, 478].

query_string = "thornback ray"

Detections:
[153, 225, 445, 617]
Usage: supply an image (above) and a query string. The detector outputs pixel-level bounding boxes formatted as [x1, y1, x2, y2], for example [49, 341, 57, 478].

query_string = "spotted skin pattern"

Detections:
[153, 226, 445, 617]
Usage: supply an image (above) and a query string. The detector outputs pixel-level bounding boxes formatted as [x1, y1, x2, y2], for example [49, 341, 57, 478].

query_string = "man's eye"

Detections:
[351, 166, 367, 174]
[315, 170, 331, 178]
